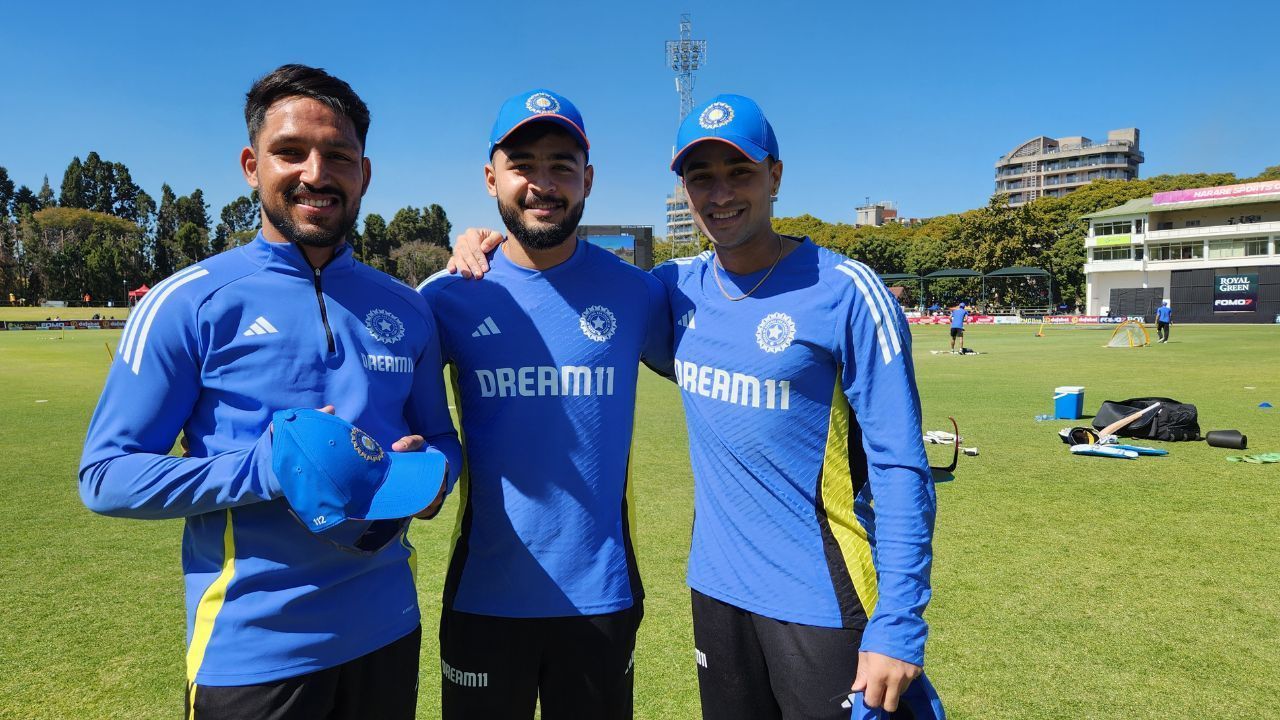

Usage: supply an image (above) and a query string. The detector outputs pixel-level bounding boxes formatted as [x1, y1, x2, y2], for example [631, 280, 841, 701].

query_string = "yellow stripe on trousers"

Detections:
[820, 379, 879, 616]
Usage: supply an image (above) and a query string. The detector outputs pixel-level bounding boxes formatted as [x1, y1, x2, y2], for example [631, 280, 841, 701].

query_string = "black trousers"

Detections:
[439, 604, 642, 720]
[1157, 320, 1170, 341]
[185, 625, 421, 720]
[692, 590, 915, 720]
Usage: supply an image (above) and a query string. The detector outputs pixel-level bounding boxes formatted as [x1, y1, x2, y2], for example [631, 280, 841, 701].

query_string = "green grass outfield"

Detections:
[1, 323, 1277, 719]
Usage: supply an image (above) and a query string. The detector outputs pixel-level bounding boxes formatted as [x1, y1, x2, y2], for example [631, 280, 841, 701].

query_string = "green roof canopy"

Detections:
[923, 269, 982, 279]
[985, 266, 1048, 278]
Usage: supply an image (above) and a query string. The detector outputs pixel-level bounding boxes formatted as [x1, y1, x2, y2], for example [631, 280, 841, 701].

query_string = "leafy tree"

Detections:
[423, 203, 452, 249]
[153, 184, 179, 277]
[59, 156, 85, 208]
[12, 186, 40, 215]
[390, 241, 451, 286]
[359, 213, 390, 271]
[0, 167, 13, 218]
[214, 191, 260, 252]
[37, 176, 55, 210]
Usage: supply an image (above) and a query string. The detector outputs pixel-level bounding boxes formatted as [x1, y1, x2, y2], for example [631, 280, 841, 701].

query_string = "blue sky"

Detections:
[3, 0, 1278, 241]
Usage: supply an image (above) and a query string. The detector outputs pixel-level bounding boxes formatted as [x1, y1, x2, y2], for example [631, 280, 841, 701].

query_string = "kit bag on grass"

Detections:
[1091, 397, 1201, 441]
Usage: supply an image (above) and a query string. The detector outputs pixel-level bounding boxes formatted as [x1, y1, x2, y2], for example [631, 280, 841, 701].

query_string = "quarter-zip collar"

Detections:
[242, 232, 356, 278]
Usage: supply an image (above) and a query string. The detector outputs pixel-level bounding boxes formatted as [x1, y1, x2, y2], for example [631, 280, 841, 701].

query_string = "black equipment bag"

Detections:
[1091, 397, 1200, 441]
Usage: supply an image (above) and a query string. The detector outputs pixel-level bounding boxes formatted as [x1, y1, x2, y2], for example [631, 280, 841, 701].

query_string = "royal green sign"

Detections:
[1093, 235, 1131, 247]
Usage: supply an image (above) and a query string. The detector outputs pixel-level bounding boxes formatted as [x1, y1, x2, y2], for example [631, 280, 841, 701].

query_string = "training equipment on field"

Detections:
[930, 417, 961, 482]
[1110, 444, 1169, 456]
[1071, 444, 1138, 459]
[1225, 453, 1280, 463]
[1094, 401, 1161, 444]
[1093, 398, 1200, 441]
[1105, 320, 1150, 348]
[1205, 430, 1247, 450]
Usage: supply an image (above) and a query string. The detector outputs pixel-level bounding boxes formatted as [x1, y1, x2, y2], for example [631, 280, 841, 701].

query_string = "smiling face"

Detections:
[680, 140, 782, 253]
[240, 96, 371, 249]
[486, 124, 593, 250]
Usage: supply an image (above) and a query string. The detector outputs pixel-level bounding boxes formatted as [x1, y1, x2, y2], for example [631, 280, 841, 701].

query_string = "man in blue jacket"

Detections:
[79, 64, 461, 719]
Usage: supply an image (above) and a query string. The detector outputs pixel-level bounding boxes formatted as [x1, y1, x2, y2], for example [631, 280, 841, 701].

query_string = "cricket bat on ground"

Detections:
[1097, 402, 1161, 444]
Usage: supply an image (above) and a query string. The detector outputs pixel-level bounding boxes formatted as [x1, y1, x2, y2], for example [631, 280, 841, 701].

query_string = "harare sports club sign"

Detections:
[1214, 274, 1257, 312]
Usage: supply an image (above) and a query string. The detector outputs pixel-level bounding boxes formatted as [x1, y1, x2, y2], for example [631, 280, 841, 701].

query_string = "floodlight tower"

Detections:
[664, 14, 706, 253]
[666, 14, 706, 122]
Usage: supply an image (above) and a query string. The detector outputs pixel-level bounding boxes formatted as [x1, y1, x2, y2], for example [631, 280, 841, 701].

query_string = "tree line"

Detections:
[0, 154, 455, 304]
[768, 165, 1280, 309]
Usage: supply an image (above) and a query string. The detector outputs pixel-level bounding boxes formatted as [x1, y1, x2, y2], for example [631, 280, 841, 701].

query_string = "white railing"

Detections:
[1144, 220, 1280, 240]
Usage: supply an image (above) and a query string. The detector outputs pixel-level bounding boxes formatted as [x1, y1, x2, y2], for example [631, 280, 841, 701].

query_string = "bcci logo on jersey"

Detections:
[755, 312, 795, 353]
[365, 309, 405, 344]
[579, 305, 617, 342]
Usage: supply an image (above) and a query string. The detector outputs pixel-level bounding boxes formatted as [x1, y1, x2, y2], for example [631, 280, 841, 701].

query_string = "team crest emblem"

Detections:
[755, 312, 795, 353]
[351, 428, 385, 463]
[365, 309, 405, 344]
[699, 102, 734, 129]
[579, 305, 617, 342]
[526, 92, 560, 114]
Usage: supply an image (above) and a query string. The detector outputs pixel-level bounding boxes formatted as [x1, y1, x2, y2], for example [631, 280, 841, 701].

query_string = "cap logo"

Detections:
[526, 93, 560, 114]
[699, 102, 734, 129]
[351, 428, 385, 462]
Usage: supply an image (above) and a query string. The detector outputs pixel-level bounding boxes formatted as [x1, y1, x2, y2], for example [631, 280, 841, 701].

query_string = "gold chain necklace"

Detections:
[712, 234, 784, 301]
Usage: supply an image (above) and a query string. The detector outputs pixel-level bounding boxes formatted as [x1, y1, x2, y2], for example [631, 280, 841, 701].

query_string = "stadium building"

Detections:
[1081, 180, 1280, 323]
[995, 129, 1143, 206]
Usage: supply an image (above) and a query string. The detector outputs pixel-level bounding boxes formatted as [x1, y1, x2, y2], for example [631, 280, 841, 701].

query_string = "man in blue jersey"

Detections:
[448, 94, 938, 719]
[417, 89, 672, 720]
[79, 64, 461, 719]
[1155, 301, 1172, 342]
[949, 302, 968, 352]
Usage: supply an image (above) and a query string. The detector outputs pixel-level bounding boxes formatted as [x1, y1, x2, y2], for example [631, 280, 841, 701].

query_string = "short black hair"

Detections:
[244, 64, 370, 151]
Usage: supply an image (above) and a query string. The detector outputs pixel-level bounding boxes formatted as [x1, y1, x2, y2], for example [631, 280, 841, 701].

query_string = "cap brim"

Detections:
[493, 114, 590, 152]
[671, 136, 770, 173]
[356, 450, 448, 521]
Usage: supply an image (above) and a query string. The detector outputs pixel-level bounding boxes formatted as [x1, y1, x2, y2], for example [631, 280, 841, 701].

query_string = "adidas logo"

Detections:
[472, 316, 501, 337]
[677, 310, 696, 329]
[243, 316, 278, 337]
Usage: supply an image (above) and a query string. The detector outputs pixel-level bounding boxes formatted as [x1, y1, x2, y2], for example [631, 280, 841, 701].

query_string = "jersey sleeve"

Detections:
[834, 263, 936, 666]
[404, 305, 463, 494]
[78, 276, 283, 519]
[640, 271, 674, 378]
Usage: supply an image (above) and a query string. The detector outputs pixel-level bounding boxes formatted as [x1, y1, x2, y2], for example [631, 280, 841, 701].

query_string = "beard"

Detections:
[497, 193, 585, 251]
[262, 183, 360, 249]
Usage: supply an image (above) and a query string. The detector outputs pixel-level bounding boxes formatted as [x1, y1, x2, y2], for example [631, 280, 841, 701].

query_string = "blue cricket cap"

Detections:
[847, 672, 946, 720]
[671, 94, 779, 175]
[271, 409, 447, 545]
[489, 89, 589, 157]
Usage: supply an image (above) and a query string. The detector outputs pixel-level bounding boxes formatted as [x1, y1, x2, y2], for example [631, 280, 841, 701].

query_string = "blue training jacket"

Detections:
[79, 234, 461, 686]
[652, 238, 936, 666]
[418, 239, 673, 617]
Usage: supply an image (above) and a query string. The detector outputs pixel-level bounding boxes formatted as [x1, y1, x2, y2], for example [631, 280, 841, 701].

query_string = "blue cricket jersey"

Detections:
[79, 234, 462, 686]
[950, 308, 967, 328]
[652, 238, 935, 666]
[418, 239, 672, 617]
[1157, 305, 1172, 322]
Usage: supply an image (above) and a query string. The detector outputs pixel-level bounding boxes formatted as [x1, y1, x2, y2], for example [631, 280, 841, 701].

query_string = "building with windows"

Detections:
[856, 200, 897, 227]
[665, 183, 697, 246]
[996, 129, 1143, 206]
[1081, 180, 1280, 322]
